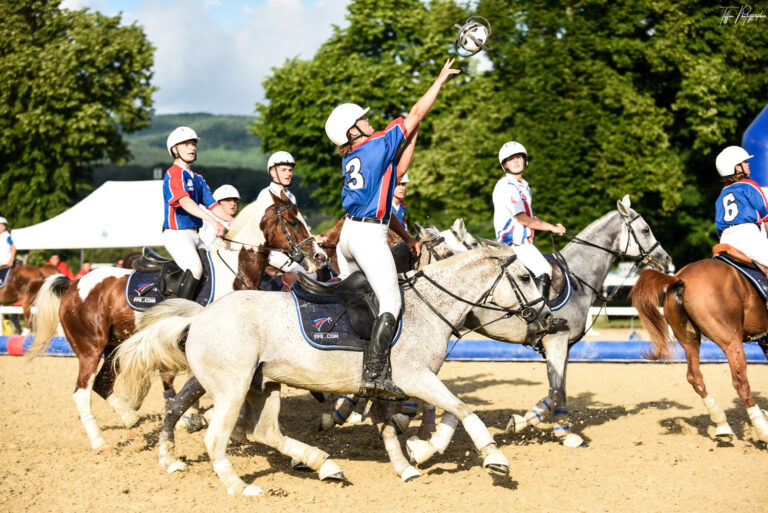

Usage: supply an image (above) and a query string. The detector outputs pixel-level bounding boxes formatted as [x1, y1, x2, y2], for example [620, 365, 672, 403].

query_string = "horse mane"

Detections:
[227, 196, 273, 239]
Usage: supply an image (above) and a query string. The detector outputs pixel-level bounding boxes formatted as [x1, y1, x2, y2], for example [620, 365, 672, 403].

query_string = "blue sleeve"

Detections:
[382, 118, 407, 166]
[6, 235, 12, 245]
[197, 174, 217, 210]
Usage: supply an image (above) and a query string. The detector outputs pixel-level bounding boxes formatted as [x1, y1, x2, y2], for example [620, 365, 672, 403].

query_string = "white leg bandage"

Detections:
[429, 414, 459, 454]
[279, 438, 328, 470]
[747, 405, 768, 441]
[462, 414, 494, 450]
[702, 395, 728, 426]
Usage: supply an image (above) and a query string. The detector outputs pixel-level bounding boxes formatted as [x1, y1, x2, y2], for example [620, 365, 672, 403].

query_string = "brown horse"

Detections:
[320, 217, 413, 275]
[27, 193, 327, 455]
[631, 256, 768, 444]
[0, 263, 59, 333]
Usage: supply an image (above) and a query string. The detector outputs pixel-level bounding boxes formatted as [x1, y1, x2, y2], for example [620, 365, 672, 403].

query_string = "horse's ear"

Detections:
[452, 218, 466, 236]
[413, 222, 427, 239]
[617, 195, 631, 217]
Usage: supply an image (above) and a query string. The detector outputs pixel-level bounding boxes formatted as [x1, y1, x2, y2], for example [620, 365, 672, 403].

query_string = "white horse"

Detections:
[115, 246, 548, 495]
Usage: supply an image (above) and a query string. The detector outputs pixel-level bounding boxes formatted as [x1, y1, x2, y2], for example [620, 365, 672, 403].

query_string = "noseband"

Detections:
[266, 202, 316, 264]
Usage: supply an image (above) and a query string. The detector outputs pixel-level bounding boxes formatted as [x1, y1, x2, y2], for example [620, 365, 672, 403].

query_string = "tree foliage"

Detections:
[0, 0, 155, 228]
[255, 0, 768, 263]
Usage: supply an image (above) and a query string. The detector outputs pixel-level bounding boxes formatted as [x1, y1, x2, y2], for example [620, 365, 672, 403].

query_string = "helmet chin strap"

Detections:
[270, 167, 291, 188]
[347, 121, 370, 144]
[172, 146, 196, 165]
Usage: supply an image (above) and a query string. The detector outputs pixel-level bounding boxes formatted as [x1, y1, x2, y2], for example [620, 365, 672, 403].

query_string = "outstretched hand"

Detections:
[438, 58, 461, 83]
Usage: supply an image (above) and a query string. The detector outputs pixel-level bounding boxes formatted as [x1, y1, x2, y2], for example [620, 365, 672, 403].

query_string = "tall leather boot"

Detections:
[360, 312, 406, 399]
[176, 269, 201, 300]
[535, 274, 567, 329]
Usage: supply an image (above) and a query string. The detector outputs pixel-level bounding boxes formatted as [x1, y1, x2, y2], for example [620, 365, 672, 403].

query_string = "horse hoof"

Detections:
[98, 446, 116, 457]
[166, 460, 187, 473]
[348, 411, 365, 424]
[290, 458, 311, 471]
[122, 412, 141, 429]
[561, 433, 585, 448]
[406, 436, 434, 465]
[401, 466, 421, 482]
[714, 423, 735, 442]
[185, 413, 207, 433]
[242, 485, 263, 496]
[319, 413, 336, 431]
[393, 413, 411, 434]
[230, 426, 248, 444]
[505, 414, 526, 434]
[319, 459, 345, 481]
[483, 451, 509, 475]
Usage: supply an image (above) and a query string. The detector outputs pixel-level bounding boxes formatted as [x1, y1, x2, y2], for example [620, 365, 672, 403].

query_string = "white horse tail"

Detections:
[116, 299, 204, 405]
[27, 274, 70, 360]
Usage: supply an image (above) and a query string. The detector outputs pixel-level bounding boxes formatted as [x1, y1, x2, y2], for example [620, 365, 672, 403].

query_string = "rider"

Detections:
[324, 59, 460, 398]
[162, 126, 235, 299]
[493, 141, 567, 328]
[198, 184, 240, 249]
[715, 145, 768, 267]
[0, 217, 16, 269]
[256, 151, 324, 282]
[391, 173, 410, 233]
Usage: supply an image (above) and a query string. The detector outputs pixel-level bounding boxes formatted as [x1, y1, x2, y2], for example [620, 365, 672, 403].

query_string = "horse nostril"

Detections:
[315, 253, 326, 262]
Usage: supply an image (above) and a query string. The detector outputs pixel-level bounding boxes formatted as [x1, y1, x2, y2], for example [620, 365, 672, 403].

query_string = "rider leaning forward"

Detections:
[162, 127, 235, 299]
[324, 59, 460, 398]
[493, 141, 567, 329]
[715, 145, 768, 267]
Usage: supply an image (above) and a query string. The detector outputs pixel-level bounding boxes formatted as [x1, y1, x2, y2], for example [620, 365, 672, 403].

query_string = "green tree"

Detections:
[0, 0, 155, 228]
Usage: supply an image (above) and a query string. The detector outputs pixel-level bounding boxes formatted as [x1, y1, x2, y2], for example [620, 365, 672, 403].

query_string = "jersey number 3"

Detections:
[345, 157, 365, 190]
[722, 192, 738, 222]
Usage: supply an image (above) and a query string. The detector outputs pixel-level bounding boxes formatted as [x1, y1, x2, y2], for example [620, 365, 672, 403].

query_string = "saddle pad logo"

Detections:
[136, 283, 154, 293]
[313, 316, 333, 330]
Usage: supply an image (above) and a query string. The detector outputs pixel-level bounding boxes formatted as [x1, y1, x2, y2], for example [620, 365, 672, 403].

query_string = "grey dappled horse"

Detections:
[115, 247, 548, 495]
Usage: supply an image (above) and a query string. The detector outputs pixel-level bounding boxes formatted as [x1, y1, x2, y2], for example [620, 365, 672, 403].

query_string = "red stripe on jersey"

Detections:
[742, 178, 768, 209]
[169, 204, 178, 230]
[376, 164, 393, 218]
[167, 165, 190, 205]
[351, 118, 408, 151]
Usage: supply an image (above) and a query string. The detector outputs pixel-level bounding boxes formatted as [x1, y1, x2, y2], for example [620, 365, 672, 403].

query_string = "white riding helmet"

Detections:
[716, 146, 754, 177]
[398, 173, 410, 184]
[167, 126, 200, 157]
[0, 217, 7, 225]
[498, 141, 528, 167]
[325, 103, 370, 146]
[267, 151, 295, 170]
[212, 184, 240, 201]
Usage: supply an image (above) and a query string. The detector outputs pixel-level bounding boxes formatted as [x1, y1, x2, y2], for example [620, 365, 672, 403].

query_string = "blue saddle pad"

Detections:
[714, 254, 768, 300]
[0, 266, 11, 288]
[125, 252, 215, 311]
[290, 290, 402, 351]
[543, 253, 572, 311]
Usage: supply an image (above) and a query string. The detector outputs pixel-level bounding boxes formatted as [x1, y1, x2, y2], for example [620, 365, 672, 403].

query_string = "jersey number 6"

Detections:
[722, 192, 738, 223]
[345, 157, 365, 190]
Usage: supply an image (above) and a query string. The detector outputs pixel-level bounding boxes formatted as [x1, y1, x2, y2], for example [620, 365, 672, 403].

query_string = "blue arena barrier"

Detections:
[1, 335, 765, 363]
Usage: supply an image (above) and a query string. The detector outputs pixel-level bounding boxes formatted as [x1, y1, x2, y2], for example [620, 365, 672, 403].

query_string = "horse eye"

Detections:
[642, 228, 650, 235]
[521, 274, 531, 283]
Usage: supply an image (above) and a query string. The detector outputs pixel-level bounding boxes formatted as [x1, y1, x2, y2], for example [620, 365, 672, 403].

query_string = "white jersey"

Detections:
[256, 183, 313, 274]
[0, 233, 14, 265]
[493, 174, 534, 245]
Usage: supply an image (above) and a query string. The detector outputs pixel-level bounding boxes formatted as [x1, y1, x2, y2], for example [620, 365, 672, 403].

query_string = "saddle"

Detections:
[713, 243, 768, 299]
[543, 253, 573, 311]
[126, 247, 214, 311]
[292, 271, 379, 339]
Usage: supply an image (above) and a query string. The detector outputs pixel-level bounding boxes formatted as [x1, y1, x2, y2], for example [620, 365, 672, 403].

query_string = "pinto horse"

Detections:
[631, 255, 768, 443]
[0, 263, 59, 333]
[27, 192, 327, 455]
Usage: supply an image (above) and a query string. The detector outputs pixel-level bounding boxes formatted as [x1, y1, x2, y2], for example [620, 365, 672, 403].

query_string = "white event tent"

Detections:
[11, 181, 165, 250]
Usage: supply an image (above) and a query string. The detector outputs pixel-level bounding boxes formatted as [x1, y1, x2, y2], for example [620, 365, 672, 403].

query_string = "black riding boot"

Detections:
[535, 274, 567, 329]
[360, 312, 406, 399]
[176, 269, 201, 300]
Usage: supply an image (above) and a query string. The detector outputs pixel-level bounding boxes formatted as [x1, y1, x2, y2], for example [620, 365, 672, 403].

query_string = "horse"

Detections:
[27, 192, 327, 455]
[631, 255, 768, 443]
[0, 263, 59, 334]
[115, 246, 549, 495]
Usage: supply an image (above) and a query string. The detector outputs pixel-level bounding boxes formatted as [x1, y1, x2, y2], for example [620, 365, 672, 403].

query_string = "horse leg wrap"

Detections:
[747, 405, 768, 441]
[702, 395, 728, 426]
[429, 413, 459, 454]
[279, 438, 328, 471]
[462, 414, 494, 450]
[525, 397, 552, 428]
[107, 395, 140, 428]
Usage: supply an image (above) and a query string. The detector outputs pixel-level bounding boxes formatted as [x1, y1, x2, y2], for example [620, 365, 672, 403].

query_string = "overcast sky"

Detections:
[61, 0, 351, 115]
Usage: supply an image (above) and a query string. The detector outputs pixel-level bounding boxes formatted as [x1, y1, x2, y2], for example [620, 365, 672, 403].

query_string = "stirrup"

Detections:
[359, 377, 406, 399]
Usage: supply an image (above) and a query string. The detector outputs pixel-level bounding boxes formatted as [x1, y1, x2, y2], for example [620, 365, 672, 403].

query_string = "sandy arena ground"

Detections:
[1, 344, 766, 513]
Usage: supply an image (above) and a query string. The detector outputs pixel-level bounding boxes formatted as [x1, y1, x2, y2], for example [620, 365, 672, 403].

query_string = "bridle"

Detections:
[400, 254, 545, 339]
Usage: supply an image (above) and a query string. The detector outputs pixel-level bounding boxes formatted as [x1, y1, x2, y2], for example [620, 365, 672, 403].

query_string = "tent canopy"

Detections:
[12, 181, 165, 250]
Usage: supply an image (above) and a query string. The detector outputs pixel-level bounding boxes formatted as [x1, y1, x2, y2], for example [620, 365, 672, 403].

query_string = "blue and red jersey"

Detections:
[715, 178, 768, 238]
[341, 118, 408, 219]
[162, 164, 217, 230]
[392, 202, 408, 231]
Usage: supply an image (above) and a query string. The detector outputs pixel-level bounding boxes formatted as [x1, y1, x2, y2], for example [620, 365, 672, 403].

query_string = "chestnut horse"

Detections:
[28, 192, 327, 455]
[631, 259, 768, 443]
[0, 263, 59, 333]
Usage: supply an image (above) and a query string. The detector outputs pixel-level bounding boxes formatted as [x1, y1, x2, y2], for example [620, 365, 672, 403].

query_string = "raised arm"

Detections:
[396, 125, 419, 182]
[403, 59, 460, 135]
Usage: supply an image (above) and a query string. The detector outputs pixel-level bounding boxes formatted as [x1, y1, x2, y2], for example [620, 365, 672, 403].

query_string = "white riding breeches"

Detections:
[337, 219, 401, 318]
[720, 223, 768, 268]
[162, 228, 204, 279]
[512, 243, 551, 277]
